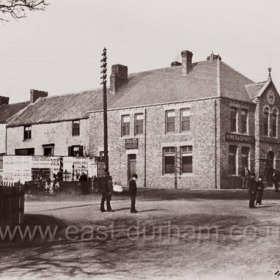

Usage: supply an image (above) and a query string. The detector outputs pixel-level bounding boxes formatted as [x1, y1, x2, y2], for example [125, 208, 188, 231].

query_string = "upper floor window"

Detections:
[163, 147, 175, 174]
[271, 109, 278, 137]
[180, 108, 190, 132]
[264, 108, 269, 136]
[134, 113, 144, 135]
[24, 125, 32, 140]
[165, 110, 175, 133]
[230, 107, 238, 132]
[121, 115, 130, 136]
[240, 109, 248, 133]
[68, 145, 83, 157]
[72, 120, 80, 136]
[181, 146, 193, 173]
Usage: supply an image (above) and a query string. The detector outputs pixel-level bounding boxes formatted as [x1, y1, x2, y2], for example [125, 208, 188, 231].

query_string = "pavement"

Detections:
[0, 188, 280, 280]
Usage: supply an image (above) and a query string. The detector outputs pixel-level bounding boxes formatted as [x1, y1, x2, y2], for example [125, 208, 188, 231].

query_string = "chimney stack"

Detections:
[0, 96, 9, 106]
[181, 50, 193, 75]
[110, 64, 128, 94]
[30, 89, 48, 103]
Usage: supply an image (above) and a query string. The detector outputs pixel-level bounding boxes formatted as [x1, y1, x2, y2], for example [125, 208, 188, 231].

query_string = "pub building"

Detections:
[6, 50, 280, 189]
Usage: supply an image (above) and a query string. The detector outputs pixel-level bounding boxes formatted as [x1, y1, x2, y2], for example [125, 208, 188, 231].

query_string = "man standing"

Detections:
[248, 172, 257, 209]
[129, 174, 138, 213]
[256, 177, 265, 205]
[100, 175, 114, 212]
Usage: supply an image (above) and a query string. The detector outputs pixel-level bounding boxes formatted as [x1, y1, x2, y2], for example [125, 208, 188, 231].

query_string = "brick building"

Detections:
[88, 51, 280, 189]
[5, 50, 280, 189]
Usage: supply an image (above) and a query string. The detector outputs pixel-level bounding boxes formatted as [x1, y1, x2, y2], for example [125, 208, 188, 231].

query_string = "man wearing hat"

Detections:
[129, 174, 138, 213]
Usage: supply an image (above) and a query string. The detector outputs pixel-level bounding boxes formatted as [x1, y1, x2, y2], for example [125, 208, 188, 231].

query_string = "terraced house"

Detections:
[6, 50, 280, 189]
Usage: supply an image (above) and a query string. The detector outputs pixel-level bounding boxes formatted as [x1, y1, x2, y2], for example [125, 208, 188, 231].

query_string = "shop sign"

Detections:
[125, 138, 138, 149]
[225, 133, 255, 144]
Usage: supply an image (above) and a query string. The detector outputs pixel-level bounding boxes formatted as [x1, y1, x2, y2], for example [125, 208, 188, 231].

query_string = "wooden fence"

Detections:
[0, 182, 25, 227]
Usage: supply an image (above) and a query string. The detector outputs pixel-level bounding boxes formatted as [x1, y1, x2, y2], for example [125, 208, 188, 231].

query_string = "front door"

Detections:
[127, 154, 137, 186]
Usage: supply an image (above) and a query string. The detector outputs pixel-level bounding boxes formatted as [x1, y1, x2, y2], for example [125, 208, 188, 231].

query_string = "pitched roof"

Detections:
[106, 59, 255, 110]
[0, 101, 29, 124]
[7, 55, 260, 126]
[219, 62, 254, 102]
[245, 81, 268, 100]
[7, 89, 103, 127]
[107, 60, 219, 109]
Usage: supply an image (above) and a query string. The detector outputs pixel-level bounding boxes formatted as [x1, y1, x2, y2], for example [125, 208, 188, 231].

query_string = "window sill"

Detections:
[23, 139, 32, 142]
[162, 173, 193, 177]
[180, 131, 191, 134]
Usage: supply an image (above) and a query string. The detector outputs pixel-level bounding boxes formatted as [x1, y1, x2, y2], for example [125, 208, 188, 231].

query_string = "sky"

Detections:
[0, 0, 280, 103]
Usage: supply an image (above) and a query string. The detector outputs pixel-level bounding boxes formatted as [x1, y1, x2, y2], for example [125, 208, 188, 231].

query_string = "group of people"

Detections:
[100, 173, 138, 213]
[242, 166, 280, 208]
[44, 177, 60, 195]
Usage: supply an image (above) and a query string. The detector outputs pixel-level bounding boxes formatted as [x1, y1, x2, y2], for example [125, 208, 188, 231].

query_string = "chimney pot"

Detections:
[171, 61, 182, 67]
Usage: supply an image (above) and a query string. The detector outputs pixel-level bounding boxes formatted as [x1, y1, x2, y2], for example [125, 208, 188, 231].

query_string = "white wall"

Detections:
[7, 119, 89, 156]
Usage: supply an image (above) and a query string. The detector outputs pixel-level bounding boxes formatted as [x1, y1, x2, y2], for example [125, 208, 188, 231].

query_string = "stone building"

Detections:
[6, 89, 102, 157]
[88, 51, 280, 189]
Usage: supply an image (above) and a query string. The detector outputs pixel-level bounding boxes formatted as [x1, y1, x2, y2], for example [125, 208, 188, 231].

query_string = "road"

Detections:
[0, 191, 280, 280]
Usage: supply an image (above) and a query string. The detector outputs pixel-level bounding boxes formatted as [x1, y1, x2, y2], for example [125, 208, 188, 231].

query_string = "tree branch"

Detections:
[0, 0, 48, 21]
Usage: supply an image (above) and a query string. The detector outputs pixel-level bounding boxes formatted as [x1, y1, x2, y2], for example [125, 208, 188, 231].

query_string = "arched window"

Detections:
[264, 107, 270, 136]
[271, 109, 278, 137]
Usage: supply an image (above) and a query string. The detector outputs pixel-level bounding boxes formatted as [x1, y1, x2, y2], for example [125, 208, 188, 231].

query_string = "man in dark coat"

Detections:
[129, 174, 138, 213]
[100, 175, 114, 212]
[256, 177, 265, 205]
[248, 173, 257, 209]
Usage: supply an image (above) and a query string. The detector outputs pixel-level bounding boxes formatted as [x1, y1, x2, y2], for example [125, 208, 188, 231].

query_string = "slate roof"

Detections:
[0, 101, 29, 124]
[8, 89, 103, 127]
[7, 56, 263, 127]
[245, 81, 268, 100]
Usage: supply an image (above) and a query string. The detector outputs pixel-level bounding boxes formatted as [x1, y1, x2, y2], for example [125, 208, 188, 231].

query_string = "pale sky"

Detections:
[0, 0, 280, 103]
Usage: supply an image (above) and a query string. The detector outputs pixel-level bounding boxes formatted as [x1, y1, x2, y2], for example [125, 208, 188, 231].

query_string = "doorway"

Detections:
[127, 154, 137, 186]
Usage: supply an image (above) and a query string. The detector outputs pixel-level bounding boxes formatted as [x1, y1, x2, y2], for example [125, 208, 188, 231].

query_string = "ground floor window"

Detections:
[181, 146, 193, 173]
[15, 148, 35, 155]
[163, 147, 175, 174]
[241, 147, 250, 172]
[228, 145, 237, 175]
[163, 146, 193, 174]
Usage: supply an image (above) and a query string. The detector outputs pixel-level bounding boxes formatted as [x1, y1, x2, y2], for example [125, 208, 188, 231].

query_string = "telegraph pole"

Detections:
[101, 48, 109, 175]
